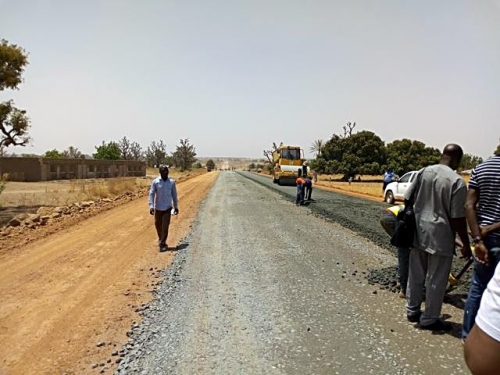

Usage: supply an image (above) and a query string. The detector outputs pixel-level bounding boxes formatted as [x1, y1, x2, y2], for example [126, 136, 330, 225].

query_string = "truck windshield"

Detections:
[282, 149, 301, 160]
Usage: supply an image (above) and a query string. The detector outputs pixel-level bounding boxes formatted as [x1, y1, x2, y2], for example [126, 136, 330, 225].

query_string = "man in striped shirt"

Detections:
[462, 150, 500, 341]
[149, 165, 179, 252]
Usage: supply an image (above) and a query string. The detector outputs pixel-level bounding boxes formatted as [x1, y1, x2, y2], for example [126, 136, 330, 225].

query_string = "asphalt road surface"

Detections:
[117, 171, 469, 375]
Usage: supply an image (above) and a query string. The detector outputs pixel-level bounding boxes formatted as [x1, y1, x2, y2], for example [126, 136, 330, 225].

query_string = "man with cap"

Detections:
[148, 165, 179, 252]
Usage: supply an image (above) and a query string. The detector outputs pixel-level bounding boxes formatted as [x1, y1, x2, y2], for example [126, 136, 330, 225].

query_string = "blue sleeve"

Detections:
[148, 180, 156, 209]
[171, 181, 178, 209]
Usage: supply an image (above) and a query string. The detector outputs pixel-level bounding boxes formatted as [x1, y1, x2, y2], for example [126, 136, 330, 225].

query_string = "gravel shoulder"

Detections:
[117, 171, 468, 375]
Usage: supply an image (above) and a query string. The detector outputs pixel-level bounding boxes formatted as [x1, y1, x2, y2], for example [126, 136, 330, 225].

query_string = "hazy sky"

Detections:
[1, 0, 499, 159]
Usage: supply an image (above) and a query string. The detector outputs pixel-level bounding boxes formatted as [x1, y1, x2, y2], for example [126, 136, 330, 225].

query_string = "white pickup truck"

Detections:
[383, 170, 419, 204]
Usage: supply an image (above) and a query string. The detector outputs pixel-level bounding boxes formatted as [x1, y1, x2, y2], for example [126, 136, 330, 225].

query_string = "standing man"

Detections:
[383, 170, 396, 193]
[149, 165, 179, 252]
[405, 144, 472, 331]
[462, 150, 500, 341]
[380, 205, 411, 298]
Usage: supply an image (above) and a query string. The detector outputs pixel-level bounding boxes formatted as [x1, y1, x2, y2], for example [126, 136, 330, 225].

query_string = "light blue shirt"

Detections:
[148, 177, 178, 211]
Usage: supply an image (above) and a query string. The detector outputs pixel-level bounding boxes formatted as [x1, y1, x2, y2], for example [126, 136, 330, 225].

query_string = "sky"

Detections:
[1, 0, 500, 159]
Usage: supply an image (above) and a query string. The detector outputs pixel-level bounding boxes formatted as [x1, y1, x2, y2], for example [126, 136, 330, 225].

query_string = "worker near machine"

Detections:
[295, 175, 307, 206]
[380, 205, 410, 298]
[304, 177, 313, 201]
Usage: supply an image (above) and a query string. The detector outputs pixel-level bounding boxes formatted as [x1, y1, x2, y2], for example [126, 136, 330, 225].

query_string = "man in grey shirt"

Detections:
[405, 144, 472, 331]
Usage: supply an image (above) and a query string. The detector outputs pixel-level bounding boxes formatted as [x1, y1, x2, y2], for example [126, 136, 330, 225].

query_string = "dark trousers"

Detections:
[305, 182, 312, 200]
[296, 184, 305, 204]
[154, 209, 172, 246]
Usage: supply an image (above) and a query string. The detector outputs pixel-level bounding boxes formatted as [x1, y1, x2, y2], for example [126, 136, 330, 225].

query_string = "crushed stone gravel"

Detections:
[116, 171, 469, 375]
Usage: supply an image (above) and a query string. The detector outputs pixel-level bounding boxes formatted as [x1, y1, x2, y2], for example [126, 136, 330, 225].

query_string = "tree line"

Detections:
[309, 122, 494, 179]
[0, 39, 208, 171]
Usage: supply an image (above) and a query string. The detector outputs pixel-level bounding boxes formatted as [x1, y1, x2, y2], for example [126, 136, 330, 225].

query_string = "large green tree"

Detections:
[172, 138, 197, 171]
[320, 130, 386, 178]
[385, 139, 441, 175]
[0, 39, 30, 148]
[93, 141, 121, 160]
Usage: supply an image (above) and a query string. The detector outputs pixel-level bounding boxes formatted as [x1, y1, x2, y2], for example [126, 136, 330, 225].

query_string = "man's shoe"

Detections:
[407, 311, 421, 323]
[418, 320, 452, 332]
[398, 290, 406, 299]
[160, 245, 167, 252]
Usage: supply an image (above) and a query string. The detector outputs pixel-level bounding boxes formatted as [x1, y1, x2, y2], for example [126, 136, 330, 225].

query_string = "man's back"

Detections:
[469, 156, 500, 237]
[407, 164, 467, 256]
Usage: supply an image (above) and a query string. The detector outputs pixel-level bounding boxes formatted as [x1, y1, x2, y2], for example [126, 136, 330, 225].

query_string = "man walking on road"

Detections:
[405, 144, 472, 331]
[149, 165, 179, 252]
[462, 149, 500, 341]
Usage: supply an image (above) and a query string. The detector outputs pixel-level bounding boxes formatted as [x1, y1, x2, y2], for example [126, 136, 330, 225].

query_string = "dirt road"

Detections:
[118, 171, 468, 374]
[0, 172, 218, 375]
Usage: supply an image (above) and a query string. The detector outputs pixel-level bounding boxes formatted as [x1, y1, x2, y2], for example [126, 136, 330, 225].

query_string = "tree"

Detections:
[385, 139, 441, 175]
[321, 129, 386, 178]
[118, 136, 143, 161]
[460, 153, 483, 171]
[172, 138, 197, 171]
[44, 149, 63, 158]
[309, 139, 324, 157]
[93, 141, 121, 160]
[62, 145, 82, 159]
[145, 140, 168, 167]
[0, 40, 30, 149]
[0, 100, 30, 148]
[206, 159, 215, 170]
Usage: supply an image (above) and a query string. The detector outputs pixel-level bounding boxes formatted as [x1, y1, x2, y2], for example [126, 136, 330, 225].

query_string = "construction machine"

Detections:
[270, 144, 309, 185]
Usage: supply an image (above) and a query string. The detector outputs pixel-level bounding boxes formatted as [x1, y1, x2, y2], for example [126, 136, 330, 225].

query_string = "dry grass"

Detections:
[0, 169, 207, 210]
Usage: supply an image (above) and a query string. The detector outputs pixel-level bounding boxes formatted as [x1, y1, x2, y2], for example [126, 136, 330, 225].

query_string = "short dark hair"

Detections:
[442, 143, 463, 161]
[159, 165, 169, 173]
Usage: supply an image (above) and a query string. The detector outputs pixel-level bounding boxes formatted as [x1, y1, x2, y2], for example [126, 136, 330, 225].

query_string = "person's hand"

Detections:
[174, 208, 179, 215]
[479, 226, 489, 238]
[149, 208, 154, 216]
[473, 241, 489, 265]
[460, 244, 473, 259]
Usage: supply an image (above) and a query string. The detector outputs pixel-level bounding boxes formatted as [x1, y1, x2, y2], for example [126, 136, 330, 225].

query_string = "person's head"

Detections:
[159, 165, 169, 180]
[441, 143, 464, 170]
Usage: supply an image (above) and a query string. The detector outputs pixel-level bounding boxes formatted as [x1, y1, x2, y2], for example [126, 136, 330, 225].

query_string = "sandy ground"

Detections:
[0, 171, 218, 375]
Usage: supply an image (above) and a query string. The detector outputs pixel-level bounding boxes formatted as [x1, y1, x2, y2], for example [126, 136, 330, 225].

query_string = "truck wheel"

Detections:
[385, 191, 395, 204]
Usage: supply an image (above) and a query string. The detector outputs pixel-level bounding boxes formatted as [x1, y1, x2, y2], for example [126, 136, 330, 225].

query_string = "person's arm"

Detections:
[465, 187, 489, 264]
[451, 217, 472, 258]
[480, 221, 500, 237]
[451, 181, 472, 258]
[465, 324, 500, 374]
[464, 264, 500, 374]
[148, 180, 156, 214]
[171, 180, 179, 213]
